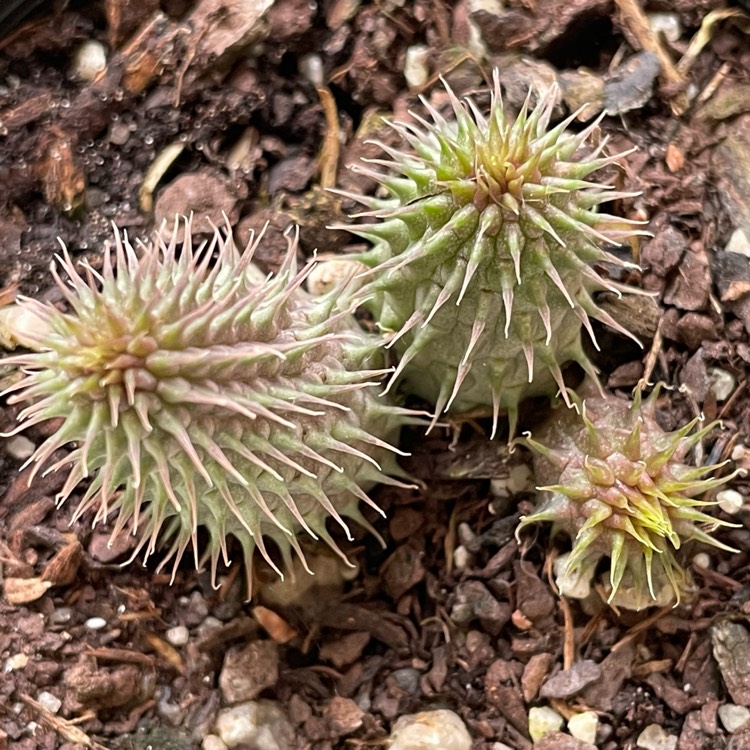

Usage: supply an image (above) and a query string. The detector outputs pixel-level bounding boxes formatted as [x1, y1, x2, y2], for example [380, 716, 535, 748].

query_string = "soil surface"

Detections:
[2, 1, 750, 749]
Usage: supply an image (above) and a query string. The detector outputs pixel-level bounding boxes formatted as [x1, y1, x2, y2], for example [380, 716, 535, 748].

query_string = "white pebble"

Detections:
[692, 552, 712, 570]
[717, 489, 744, 515]
[166, 625, 190, 647]
[732, 443, 747, 461]
[647, 12, 682, 43]
[216, 700, 294, 749]
[51, 607, 72, 624]
[726, 228, 750, 257]
[202, 736, 228, 750]
[403, 45, 430, 91]
[453, 545, 473, 571]
[36, 691, 62, 714]
[4, 654, 28, 672]
[389, 709, 472, 750]
[568, 711, 598, 744]
[298, 54, 324, 88]
[528, 706, 564, 743]
[306, 259, 365, 296]
[636, 723, 678, 750]
[553, 553, 594, 600]
[719, 703, 750, 732]
[71, 40, 107, 82]
[84, 617, 107, 631]
[707, 367, 736, 401]
[5, 435, 35, 461]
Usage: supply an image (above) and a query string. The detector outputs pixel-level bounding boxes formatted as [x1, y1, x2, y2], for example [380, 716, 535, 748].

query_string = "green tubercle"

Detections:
[518, 383, 738, 610]
[2, 219, 420, 597]
[340, 73, 647, 437]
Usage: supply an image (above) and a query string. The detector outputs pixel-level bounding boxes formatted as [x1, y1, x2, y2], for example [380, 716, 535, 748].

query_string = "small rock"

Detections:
[708, 366, 736, 401]
[166, 626, 190, 647]
[155, 172, 241, 239]
[325, 696, 364, 736]
[450, 580, 511, 635]
[603, 52, 661, 116]
[717, 489, 744, 515]
[215, 700, 294, 749]
[540, 661, 602, 700]
[36, 692, 61, 714]
[84, 617, 107, 631]
[719, 704, 750, 732]
[5, 436, 35, 461]
[202, 736, 228, 750]
[693, 552, 712, 569]
[554, 553, 594, 600]
[5, 654, 29, 671]
[51, 607, 72, 625]
[70, 40, 107, 82]
[306, 259, 365, 296]
[560, 70, 605, 121]
[647, 12, 681, 43]
[568, 711, 598, 744]
[318, 632, 370, 669]
[726, 228, 750, 257]
[220, 640, 279, 703]
[298, 53, 323, 87]
[389, 668, 421, 696]
[389, 709, 472, 750]
[636, 723, 678, 750]
[528, 706, 564, 743]
[453, 545, 473, 570]
[534, 733, 597, 750]
[404, 45, 430, 90]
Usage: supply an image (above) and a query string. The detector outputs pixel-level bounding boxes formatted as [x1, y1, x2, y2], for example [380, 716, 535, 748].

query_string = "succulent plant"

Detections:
[2, 220, 417, 596]
[340, 74, 646, 436]
[517, 383, 737, 610]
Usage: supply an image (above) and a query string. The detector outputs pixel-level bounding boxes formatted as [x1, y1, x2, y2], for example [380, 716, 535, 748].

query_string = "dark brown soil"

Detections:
[2, 1, 750, 749]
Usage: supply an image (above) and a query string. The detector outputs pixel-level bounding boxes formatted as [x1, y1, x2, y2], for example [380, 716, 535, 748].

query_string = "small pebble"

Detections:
[568, 711, 598, 744]
[166, 625, 190, 647]
[453, 545, 472, 570]
[528, 707, 564, 743]
[5, 436, 35, 461]
[215, 700, 294, 749]
[198, 616, 223, 637]
[50, 607, 73, 625]
[732, 443, 747, 461]
[306, 259, 365, 296]
[553, 553, 593, 600]
[202, 736, 228, 750]
[389, 668, 421, 696]
[636, 723, 678, 750]
[717, 489, 744, 515]
[647, 12, 682, 43]
[726, 228, 750, 257]
[71, 40, 107, 81]
[692, 552, 712, 570]
[403, 45, 430, 91]
[298, 53, 324, 88]
[5, 654, 29, 672]
[389, 709, 471, 750]
[84, 617, 107, 631]
[707, 367, 736, 401]
[36, 692, 62, 714]
[719, 703, 750, 732]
